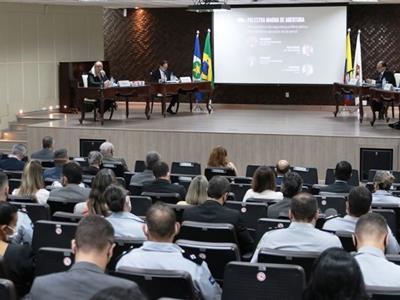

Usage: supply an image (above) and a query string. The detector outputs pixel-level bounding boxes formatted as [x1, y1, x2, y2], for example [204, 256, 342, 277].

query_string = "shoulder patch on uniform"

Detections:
[182, 250, 204, 266]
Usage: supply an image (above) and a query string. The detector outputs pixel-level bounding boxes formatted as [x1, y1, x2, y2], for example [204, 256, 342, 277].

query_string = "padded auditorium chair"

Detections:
[35, 247, 74, 277]
[366, 286, 400, 299]
[102, 162, 125, 177]
[178, 221, 238, 245]
[113, 267, 197, 300]
[290, 166, 318, 186]
[129, 184, 143, 196]
[9, 202, 50, 224]
[255, 218, 290, 244]
[176, 239, 240, 282]
[165, 204, 192, 224]
[372, 209, 398, 240]
[204, 167, 235, 181]
[222, 262, 305, 300]
[124, 171, 134, 187]
[7, 195, 35, 203]
[141, 192, 181, 205]
[335, 231, 356, 252]
[4, 171, 23, 180]
[171, 161, 201, 176]
[32, 220, 78, 253]
[129, 196, 152, 217]
[170, 175, 194, 192]
[245, 165, 261, 178]
[46, 197, 80, 215]
[134, 160, 146, 173]
[315, 195, 347, 217]
[0, 278, 17, 300]
[72, 157, 89, 168]
[229, 183, 251, 202]
[107, 238, 145, 271]
[257, 248, 319, 280]
[233, 177, 252, 184]
[325, 168, 360, 186]
[7, 179, 21, 194]
[51, 212, 84, 223]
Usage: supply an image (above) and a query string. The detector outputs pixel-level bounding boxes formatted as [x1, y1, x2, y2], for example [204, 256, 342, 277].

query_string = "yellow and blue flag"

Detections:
[201, 29, 213, 84]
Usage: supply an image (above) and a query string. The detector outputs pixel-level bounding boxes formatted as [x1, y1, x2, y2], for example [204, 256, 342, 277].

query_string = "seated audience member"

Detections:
[303, 248, 368, 300]
[251, 193, 342, 263]
[142, 161, 186, 200]
[207, 146, 238, 176]
[323, 186, 400, 254]
[116, 203, 222, 300]
[0, 172, 33, 245]
[105, 184, 145, 240]
[243, 166, 283, 202]
[74, 169, 115, 216]
[82, 151, 103, 176]
[372, 170, 400, 204]
[354, 213, 400, 287]
[177, 175, 208, 206]
[319, 161, 353, 193]
[43, 148, 69, 181]
[130, 151, 161, 185]
[0, 202, 34, 297]
[275, 160, 290, 186]
[12, 161, 49, 205]
[29, 216, 144, 300]
[49, 162, 90, 203]
[99, 141, 128, 171]
[183, 176, 254, 254]
[268, 172, 303, 219]
[31, 136, 54, 161]
[0, 144, 27, 171]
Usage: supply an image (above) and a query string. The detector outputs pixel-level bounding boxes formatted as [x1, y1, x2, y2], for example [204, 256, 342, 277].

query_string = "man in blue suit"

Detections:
[0, 144, 26, 171]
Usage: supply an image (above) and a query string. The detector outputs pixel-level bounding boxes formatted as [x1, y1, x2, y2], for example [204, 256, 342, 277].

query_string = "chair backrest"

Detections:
[225, 201, 268, 231]
[204, 167, 235, 181]
[368, 170, 400, 184]
[229, 183, 251, 202]
[7, 195, 35, 203]
[372, 208, 398, 240]
[178, 221, 238, 245]
[222, 262, 305, 300]
[129, 196, 152, 217]
[165, 204, 192, 223]
[8, 179, 21, 194]
[107, 238, 145, 271]
[245, 165, 261, 178]
[39, 160, 55, 168]
[52, 212, 84, 223]
[315, 195, 347, 216]
[73, 157, 89, 167]
[233, 177, 252, 184]
[335, 231, 356, 252]
[257, 248, 319, 280]
[367, 286, 400, 299]
[325, 168, 360, 186]
[141, 192, 181, 205]
[35, 247, 74, 277]
[372, 203, 400, 240]
[129, 184, 143, 196]
[255, 218, 291, 244]
[134, 160, 146, 173]
[82, 175, 94, 187]
[4, 171, 23, 180]
[290, 166, 318, 186]
[47, 197, 81, 214]
[124, 171, 135, 188]
[0, 278, 17, 300]
[32, 220, 78, 253]
[102, 162, 125, 177]
[9, 202, 50, 224]
[176, 239, 240, 282]
[170, 175, 194, 191]
[113, 267, 197, 300]
[171, 162, 201, 176]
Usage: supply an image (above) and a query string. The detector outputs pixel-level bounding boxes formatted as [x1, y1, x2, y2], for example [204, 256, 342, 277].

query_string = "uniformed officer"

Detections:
[116, 202, 222, 300]
[323, 186, 400, 254]
[251, 193, 342, 263]
[354, 213, 400, 287]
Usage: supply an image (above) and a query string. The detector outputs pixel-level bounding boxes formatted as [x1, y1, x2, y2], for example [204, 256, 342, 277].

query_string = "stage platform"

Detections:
[26, 103, 400, 181]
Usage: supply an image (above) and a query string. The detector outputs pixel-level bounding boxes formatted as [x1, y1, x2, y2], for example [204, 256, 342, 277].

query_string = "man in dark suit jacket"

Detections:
[182, 176, 254, 254]
[29, 216, 144, 300]
[319, 161, 353, 194]
[142, 161, 186, 200]
[151, 60, 179, 114]
[30, 136, 54, 161]
[0, 144, 27, 171]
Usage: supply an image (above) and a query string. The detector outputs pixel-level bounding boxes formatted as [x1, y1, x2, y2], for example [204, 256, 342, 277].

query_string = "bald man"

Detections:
[276, 160, 290, 186]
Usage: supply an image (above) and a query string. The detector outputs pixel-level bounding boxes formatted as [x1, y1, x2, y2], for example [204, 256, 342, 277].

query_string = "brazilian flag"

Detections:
[201, 30, 213, 85]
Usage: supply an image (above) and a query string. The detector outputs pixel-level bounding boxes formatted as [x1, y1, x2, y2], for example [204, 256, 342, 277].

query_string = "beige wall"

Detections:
[0, 4, 104, 130]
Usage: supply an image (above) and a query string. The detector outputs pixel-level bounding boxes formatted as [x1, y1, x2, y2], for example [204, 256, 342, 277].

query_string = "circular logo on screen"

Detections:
[256, 272, 266, 282]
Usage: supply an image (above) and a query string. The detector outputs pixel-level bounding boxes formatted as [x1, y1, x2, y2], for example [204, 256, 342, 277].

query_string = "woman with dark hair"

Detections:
[303, 248, 369, 300]
[105, 185, 145, 240]
[243, 166, 283, 202]
[0, 202, 34, 297]
[74, 168, 116, 216]
[207, 146, 238, 175]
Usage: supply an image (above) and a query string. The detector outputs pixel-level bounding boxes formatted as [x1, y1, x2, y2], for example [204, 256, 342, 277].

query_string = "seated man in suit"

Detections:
[99, 141, 128, 172]
[142, 161, 186, 200]
[323, 186, 399, 254]
[31, 136, 54, 161]
[151, 60, 179, 115]
[49, 162, 91, 203]
[354, 213, 400, 287]
[251, 193, 342, 263]
[275, 160, 290, 186]
[43, 148, 69, 181]
[182, 176, 254, 254]
[29, 216, 144, 300]
[130, 151, 161, 185]
[0, 144, 27, 171]
[319, 161, 353, 194]
[82, 151, 103, 176]
[116, 202, 221, 300]
[268, 172, 303, 219]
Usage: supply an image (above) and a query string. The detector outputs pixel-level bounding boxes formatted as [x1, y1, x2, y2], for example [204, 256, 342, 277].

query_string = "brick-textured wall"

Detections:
[104, 5, 400, 105]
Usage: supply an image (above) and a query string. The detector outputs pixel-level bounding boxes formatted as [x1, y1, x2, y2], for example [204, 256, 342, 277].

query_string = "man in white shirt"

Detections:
[323, 186, 400, 254]
[251, 193, 342, 263]
[372, 170, 400, 204]
[354, 213, 400, 287]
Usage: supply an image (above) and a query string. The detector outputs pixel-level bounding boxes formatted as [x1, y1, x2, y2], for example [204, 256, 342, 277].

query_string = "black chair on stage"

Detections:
[114, 267, 197, 300]
[229, 183, 251, 202]
[178, 221, 238, 245]
[141, 192, 181, 205]
[9, 202, 50, 224]
[129, 196, 152, 217]
[52, 212, 84, 223]
[107, 238, 145, 271]
[0, 278, 17, 300]
[325, 168, 360, 186]
[204, 167, 235, 181]
[35, 247, 74, 277]
[255, 218, 290, 244]
[171, 161, 201, 176]
[222, 262, 305, 300]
